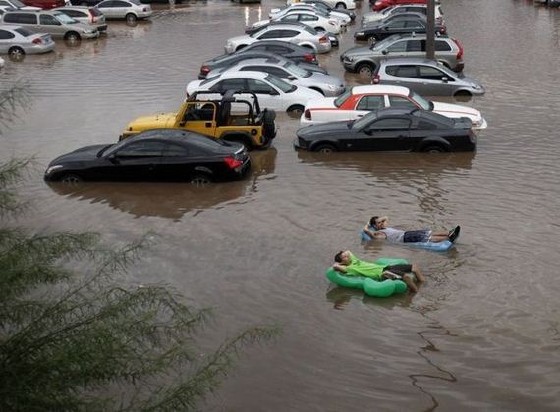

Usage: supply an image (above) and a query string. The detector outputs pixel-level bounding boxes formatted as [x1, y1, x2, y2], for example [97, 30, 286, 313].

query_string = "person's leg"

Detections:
[429, 234, 449, 242]
[411, 264, 425, 282]
[402, 275, 418, 293]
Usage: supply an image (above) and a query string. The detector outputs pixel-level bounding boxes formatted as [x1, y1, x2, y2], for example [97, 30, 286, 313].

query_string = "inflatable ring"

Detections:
[325, 257, 409, 298]
[361, 226, 455, 252]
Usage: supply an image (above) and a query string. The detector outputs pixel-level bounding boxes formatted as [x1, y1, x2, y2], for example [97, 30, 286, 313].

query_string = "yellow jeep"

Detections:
[120, 90, 276, 150]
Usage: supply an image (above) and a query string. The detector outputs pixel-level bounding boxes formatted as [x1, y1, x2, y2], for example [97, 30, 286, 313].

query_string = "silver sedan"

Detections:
[0, 25, 55, 61]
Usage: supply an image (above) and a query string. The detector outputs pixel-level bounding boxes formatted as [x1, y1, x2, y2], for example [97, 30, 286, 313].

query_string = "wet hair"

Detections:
[334, 251, 345, 263]
[369, 216, 379, 228]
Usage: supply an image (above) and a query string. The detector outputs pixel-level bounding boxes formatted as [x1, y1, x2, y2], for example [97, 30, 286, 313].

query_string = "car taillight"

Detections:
[224, 156, 243, 169]
[319, 35, 329, 44]
[32, 38, 43, 45]
[304, 53, 316, 63]
[371, 74, 380, 84]
[304, 109, 311, 120]
[454, 38, 464, 60]
[200, 66, 210, 75]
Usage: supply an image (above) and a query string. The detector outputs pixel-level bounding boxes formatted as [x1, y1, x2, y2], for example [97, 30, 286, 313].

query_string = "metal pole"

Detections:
[426, 0, 435, 60]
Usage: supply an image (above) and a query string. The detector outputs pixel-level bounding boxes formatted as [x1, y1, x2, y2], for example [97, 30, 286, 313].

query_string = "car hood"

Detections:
[186, 80, 204, 96]
[432, 101, 486, 127]
[341, 45, 375, 58]
[126, 113, 177, 131]
[49, 144, 110, 165]
[308, 72, 344, 88]
[304, 96, 337, 110]
[297, 120, 352, 137]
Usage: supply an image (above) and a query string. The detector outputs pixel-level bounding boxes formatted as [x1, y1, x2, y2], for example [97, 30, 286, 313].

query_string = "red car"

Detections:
[21, 0, 66, 9]
[372, 0, 432, 12]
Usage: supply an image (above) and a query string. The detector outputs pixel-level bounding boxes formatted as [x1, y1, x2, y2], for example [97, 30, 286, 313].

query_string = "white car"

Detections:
[0, 26, 55, 61]
[95, 0, 151, 24]
[300, 84, 487, 129]
[225, 23, 331, 54]
[270, 4, 351, 25]
[186, 71, 323, 115]
[287, 0, 356, 10]
[264, 9, 344, 35]
[207, 57, 345, 97]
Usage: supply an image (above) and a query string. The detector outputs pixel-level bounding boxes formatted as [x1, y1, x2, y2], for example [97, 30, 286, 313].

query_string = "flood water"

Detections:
[2, 0, 560, 410]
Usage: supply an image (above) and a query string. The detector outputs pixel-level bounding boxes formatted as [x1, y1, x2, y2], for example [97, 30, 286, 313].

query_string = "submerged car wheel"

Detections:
[454, 90, 472, 100]
[64, 31, 81, 44]
[287, 105, 305, 117]
[356, 63, 374, 79]
[335, 2, 347, 9]
[314, 144, 337, 153]
[126, 13, 138, 25]
[421, 145, 447, 153]
[190, 173, 212, 187]
[60, 174, 83, 184]
[8, 46, 25, 62]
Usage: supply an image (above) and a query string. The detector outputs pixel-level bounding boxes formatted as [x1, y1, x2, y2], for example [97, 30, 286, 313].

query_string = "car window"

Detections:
[211, 79, 247, 93]
[405, 20, 424, 29]
[162, 143, 190, 157]
[4, 13, 37, 24]
[388, 96, 417, 109]
[419, 66, 451, 81]
[264, 74, 293, 92]
[14, 27, 33, 36]
[60, 10, 82, 18]
[300, 14, 318, 22]
[267, 45, 290, 53]
[116, 140, 166, 157]
[114, 0, 131, 6]
[247, 79, 275, 94]
[386, 40, 407, 53]
[356, 95, 384, 110]
[243, 66, 286, 78]
[281, 14, 299, 23]
[54, 12, 77, 24]
[388, 65, 418, 78]
[387, 20, 407, 29]
[0, 29, 15, 40]
[40, 15, 62, 26]
[434, 40, 452, 52]
[369, 117, 410, 130]
[406, 40, 423, 52]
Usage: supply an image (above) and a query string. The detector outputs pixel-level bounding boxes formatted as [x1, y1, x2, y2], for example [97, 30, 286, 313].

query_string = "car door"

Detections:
[98, 0, 120, 19]
[158, 141, 198, 182]
[354, 95, 384, 119]
[179, 101, 217, 136]
[246, 78, 278, 110]
[39, 14, 64, 38]
[0, 28, 14, 53]
[240, 65, 291, 82]
[356, 116, 412, 151]
[417, 64, 456, 96]
[103, 139, 166, 181]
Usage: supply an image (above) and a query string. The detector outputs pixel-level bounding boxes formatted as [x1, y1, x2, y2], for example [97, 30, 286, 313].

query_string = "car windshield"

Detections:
[283, 61, 310, 78]
[54, 12, 78, 24]
[371, 35, 402, 50]
[97, 144, 117, 157]
[265, 74, 295, 93]
[129, 0, 142, 4]
[409, 90, 432, 110]
[333, 88, 352, 108]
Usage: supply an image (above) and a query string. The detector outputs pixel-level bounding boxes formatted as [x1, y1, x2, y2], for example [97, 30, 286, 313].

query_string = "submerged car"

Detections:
[95, 0, 151, 23]
[372, 58, 485, 97]
[301, 85, 487, 129]
[294, 107, 476, 153]
[44, 129, 252, 184]
[0, 25, 55, 60]
[354, 14, 446, 43]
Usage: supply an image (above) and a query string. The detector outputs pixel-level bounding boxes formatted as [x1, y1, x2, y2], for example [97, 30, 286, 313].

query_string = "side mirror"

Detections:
[441, 77, 449, 83]
[381, 50, 388, 55]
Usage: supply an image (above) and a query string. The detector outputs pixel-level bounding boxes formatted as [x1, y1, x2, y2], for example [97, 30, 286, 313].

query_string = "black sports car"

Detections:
[294, 108, 476, 153]
[44, 129, 251, 184]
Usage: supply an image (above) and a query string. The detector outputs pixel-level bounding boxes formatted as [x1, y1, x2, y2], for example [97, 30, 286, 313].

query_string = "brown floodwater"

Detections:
[2, 0, 560, 410]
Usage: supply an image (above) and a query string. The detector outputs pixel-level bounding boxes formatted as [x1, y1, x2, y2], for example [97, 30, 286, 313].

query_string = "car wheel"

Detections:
[64, 32, 81, 44]
[335, 2, 346, 9]
[309, 87, 325, 96]
[367, 36, 377, 46]
[314, 144, 337, 153]
[421, 145, 447, 153]
[190, 173, 212, 187]
[262, 110, 276, 140]
[454, 90, 472, 100]
[8, 46, 25, 62]
[60, 174, 83, 184]
[287, 105, 305, 116]
[356, 63, 374, 79]
[126, 13, 138, 25]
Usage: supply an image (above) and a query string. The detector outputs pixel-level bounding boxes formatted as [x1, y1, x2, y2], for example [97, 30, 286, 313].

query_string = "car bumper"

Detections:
[82, 31, 100, 39]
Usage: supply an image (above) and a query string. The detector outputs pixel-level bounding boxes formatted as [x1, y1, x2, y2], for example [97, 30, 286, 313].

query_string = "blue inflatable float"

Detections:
[360, 225, 455, 252]
[325, 257, 409, 298]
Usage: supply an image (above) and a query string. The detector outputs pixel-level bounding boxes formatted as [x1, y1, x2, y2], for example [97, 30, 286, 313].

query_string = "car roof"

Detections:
[230, 57, 287, 66]
[54, 6, 92, 10]
[212, 71, 269, 80]
[242, 39, 309, 49]
[351, 84, 411, 95]
[379, 57, 443, 66]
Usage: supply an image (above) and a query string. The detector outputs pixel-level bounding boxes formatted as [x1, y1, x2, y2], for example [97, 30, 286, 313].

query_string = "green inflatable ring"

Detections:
[326, 257, 409, 298]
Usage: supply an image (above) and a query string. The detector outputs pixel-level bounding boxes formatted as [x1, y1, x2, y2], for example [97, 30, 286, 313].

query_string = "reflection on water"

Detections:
[45, 148, 277, 220]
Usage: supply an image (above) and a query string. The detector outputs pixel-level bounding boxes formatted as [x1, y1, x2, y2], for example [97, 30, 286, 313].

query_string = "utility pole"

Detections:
[426, 0, 435, 59]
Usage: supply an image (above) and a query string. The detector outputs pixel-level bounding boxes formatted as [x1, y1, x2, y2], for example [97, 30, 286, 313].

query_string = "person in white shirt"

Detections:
[363, 216, 460, 243]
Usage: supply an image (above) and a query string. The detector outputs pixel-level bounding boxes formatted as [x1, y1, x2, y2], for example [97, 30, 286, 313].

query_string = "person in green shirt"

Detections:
[332, 250, 425, 293]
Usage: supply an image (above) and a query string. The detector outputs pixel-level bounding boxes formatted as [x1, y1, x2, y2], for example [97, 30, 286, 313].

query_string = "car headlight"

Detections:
[344, 56, 354, 62]
[355, 32, 364, 37]
[45, 165, 63, 175]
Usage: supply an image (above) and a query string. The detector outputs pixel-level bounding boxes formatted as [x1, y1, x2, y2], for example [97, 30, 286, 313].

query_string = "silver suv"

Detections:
[1, 9, 99, 41]
[340, 33, 464, 78]
[372, 58, 485, 98]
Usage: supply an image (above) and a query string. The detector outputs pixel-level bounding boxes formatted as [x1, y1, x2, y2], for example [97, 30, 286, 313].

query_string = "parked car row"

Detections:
[0, 0, 151, 60]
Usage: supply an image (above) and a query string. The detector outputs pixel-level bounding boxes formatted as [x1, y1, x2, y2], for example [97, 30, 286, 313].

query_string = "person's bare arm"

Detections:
[333, 263, 347, 273]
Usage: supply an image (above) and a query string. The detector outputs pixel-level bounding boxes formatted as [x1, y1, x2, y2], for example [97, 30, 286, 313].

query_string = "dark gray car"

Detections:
[372, 58, 485, 98]
[340, 33, 464, 78]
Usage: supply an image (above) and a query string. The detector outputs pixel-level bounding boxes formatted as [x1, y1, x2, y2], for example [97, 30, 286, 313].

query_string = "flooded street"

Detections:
[2, 0, 560, 410]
